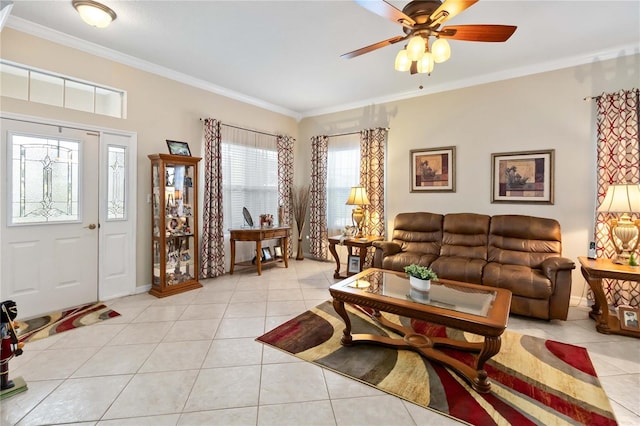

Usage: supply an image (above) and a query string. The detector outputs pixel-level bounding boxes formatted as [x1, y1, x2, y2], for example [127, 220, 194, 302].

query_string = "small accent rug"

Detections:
[257, 301, 617, 426]
[17, 302, 120, 343]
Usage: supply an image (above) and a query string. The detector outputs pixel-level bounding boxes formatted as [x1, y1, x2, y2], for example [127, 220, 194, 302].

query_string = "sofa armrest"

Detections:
[541, 257, 576, 280]
[541, 257, 575, 320]
[372, 241, 402, 257]
[372, 241, 402, 268]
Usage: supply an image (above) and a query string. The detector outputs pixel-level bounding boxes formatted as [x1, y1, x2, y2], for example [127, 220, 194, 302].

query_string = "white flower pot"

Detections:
[409, 276, 431, 291]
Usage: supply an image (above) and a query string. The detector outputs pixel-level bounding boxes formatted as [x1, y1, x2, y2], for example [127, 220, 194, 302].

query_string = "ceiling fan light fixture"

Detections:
[72, 0, 117, 28]
[417, 51, 434, 74]
[406, 35, 426, 61]
[432, 38, 451, 63]
[394, 49, 411, 72]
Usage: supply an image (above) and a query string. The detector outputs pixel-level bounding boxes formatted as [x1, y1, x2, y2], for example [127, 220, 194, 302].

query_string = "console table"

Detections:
[578, 256, 640, 338]
[328, 235, 383, 279]
[230, 227, 290, 275]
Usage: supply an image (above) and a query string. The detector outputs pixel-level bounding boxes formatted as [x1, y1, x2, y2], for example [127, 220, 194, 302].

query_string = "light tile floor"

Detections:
[2, 260, 639, 425]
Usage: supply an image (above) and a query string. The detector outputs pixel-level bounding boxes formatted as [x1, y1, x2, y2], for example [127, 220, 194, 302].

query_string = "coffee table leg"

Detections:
[473, 336, 501, 393]
[332, 299, 353, 345]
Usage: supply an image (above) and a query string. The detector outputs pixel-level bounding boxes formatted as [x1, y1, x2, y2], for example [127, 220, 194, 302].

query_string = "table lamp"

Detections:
[346, 186, 370, 238]
[597, 183, 640, 264]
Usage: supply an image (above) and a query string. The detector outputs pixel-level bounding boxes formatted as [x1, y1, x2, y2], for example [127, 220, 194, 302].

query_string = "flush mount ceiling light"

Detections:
[72, 0, 116, 28]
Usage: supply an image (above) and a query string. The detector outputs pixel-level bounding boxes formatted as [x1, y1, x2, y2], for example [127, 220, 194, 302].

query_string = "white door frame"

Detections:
[0, 111, 137, 302]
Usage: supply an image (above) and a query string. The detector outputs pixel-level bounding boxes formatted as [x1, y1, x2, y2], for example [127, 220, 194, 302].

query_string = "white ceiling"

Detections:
[4, 1, 640, 119]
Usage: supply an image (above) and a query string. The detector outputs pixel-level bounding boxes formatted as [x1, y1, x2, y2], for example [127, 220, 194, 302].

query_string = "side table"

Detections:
[328, 235, 383, 279]
[578, 256, 640, 338]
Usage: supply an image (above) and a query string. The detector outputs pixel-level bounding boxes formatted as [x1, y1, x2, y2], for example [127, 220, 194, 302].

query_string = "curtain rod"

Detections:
[583, 88, 640, 101]
[200, 118, 280, 138]
[327, 127, 389, 138]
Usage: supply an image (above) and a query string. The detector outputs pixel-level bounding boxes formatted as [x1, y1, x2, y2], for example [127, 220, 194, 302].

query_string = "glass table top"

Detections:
[342, 270, 497, 317]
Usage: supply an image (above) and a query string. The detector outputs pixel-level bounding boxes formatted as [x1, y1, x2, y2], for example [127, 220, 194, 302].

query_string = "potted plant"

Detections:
[404, 264, 437, 291]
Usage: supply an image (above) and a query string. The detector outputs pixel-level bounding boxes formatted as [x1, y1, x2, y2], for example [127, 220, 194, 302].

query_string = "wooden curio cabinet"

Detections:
[149, 153, 202, 297]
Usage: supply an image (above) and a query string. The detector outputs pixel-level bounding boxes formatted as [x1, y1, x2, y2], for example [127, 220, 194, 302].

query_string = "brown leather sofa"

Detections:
[372, 212, 575, 320]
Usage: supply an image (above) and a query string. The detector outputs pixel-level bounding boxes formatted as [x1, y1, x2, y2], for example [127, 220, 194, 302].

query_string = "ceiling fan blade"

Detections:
[355, 0, 415, 29]
[341, 35, 408, 59]
[439, 25, 517, 42]
[429, 0, 479, 27]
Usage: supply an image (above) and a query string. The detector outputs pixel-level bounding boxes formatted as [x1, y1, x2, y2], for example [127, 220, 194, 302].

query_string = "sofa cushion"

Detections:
[482, 263, 552, 299]
[391, 212, 443, 256]
[439, 213, 490, 259]
[487, 215, 562, 268]
[381, 252, 439, 272]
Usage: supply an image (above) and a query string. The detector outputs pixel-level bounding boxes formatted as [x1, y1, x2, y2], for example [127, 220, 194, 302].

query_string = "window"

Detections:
[327, 134, 360, 235]
[221, 127, 278, 230]
[0, 60, 126, 118]
[9, 133, 80, 225]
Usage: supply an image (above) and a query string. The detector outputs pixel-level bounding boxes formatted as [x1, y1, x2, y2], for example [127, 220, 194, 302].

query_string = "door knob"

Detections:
[84, 224, 97, 230]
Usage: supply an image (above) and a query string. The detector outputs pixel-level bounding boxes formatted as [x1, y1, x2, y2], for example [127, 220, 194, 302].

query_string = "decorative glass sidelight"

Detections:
[107, 145, 126, 220]
[10, 134, 79, 224]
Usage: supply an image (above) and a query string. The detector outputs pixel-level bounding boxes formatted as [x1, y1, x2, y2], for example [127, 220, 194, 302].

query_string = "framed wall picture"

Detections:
[491, 149, 554, 204]
[410, 146, 456, 192]
[619, 306, 640, 331]
[347, 255, 361, 274]
[166, 139, 192, 156]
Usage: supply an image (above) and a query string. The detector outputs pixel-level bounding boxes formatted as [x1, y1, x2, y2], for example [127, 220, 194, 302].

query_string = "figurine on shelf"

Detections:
[1, 300, 24, 391]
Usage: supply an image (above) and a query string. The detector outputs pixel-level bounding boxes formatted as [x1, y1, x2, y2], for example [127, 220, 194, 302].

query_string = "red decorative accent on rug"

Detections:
[17, 303, 120, 343]
[256, 301, 618, 426]
[545, 340, 598, 376]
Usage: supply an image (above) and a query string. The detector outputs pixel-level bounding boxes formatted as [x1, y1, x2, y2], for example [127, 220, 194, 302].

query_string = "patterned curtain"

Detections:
[360, 128, 387, 266]
[360, 128, 387, 237]
[277, 134, 295, 258]
[309, 135, 329, 259]
[200, 118, 225, 278]
[594, 88, 640, 307]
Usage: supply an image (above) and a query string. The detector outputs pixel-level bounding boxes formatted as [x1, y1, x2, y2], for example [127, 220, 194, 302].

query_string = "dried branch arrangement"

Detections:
[291, 185, 310, 235]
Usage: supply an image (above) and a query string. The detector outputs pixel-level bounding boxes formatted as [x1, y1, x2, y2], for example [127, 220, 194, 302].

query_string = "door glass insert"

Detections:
[9, 134, 80, 224]
[107, 145, 126, 220]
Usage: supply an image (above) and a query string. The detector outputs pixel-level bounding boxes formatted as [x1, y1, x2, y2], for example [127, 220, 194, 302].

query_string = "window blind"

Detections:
[327, 134, 360, 235]
[221, 127, 278, 230]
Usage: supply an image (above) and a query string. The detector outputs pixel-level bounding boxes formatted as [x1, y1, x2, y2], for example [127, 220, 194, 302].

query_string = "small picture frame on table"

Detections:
[347, 255, 361, 274]
[619, 306, 640, 331]
[274, 246, 283, 258]
[262, 247, 273, 262]
[166, 140, 192, 156]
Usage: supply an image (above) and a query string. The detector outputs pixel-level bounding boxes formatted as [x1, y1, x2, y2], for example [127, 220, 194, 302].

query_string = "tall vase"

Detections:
[296, 237, 304, 260]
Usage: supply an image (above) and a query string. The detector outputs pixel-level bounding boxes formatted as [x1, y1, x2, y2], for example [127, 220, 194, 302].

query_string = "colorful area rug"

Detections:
[17, 302, 120, 343]
[257, 301, 617, 426]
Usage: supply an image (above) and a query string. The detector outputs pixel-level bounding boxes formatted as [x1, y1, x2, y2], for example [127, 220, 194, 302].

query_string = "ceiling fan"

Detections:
[342, 0, 517, 74]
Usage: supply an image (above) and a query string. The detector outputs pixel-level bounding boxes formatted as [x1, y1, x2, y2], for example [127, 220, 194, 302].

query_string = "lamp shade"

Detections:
[72, 0, 117, 28]
[394, 50, 411, 72]
[346, 186, 370, 206]
[597, 184, 640, 213]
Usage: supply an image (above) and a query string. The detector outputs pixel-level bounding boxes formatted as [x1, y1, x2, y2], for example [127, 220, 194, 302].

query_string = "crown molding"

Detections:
[299, 43, 640, 118]
[7, 16, 638, 122]
[7, 16, 302, 121]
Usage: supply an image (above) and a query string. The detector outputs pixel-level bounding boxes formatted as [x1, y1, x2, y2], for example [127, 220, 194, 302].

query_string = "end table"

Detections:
[328, 235, 383, 279]
[578, 256, 640, 338]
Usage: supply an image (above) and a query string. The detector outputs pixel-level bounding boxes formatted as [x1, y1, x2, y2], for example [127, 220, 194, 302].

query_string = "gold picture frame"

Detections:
[491, 149, 554, 204]
[410, 146, 456, 192]
[619, 306, 640, 331]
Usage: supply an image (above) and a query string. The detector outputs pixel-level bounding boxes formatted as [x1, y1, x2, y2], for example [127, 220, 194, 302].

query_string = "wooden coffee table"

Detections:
[329, 268, 512, 393]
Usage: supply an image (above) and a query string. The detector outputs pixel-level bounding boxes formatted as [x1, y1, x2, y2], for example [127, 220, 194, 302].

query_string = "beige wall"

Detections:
[299, 54, 640, 301]
[1, 29, 299, 288]
[2, 27, 639, 301]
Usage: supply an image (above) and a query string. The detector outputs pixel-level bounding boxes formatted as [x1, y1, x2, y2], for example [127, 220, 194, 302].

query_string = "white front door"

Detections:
[1, 118, 99, 319]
